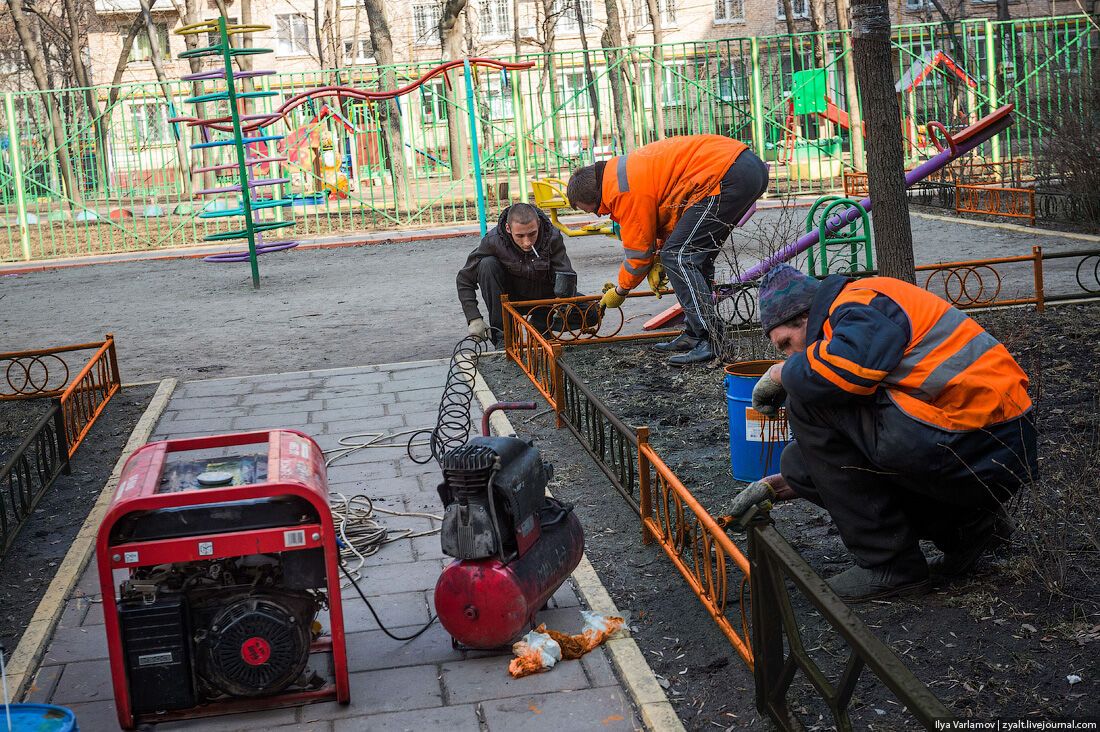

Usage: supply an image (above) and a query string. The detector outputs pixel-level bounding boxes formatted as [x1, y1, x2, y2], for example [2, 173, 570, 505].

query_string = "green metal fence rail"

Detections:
[0, 14, 1094, 262]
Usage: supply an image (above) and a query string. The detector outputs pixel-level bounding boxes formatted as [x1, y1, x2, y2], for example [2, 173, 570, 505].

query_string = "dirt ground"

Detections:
[0, 386, 155, 654]
[478, 302, 1100, 729]
[1, 210, 1093, 383]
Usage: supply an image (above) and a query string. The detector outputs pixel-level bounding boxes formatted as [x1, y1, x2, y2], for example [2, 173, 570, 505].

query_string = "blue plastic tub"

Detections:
[5, 703, 78, 731]
[724, 361, 792, 482]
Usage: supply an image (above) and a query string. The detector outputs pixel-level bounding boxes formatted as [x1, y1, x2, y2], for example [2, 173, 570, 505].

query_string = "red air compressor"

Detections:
[96, 430, 350, 729]
[433, 436, 584, 649]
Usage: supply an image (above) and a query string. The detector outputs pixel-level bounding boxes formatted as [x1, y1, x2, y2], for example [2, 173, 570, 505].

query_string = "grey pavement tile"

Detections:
[68, 700, 123, 731]
[393, 386, 450, 403]
[323, 446, 411, 469]
[442, 654, 591, 704]
[152, 429, 239, 441]
[397, 461, 444, 479]
[178, 380, 249, 397]
[161, 406, 250, 421]
[321, 416, 407, 435]
[335, 589, 431, 633]
[325, 459, 402, 483]
[395, 411, 442, 429]
[319, 372, 394, 388]
[416, 472, 445, 491]
[153, 705, 299, 731]
[333, 704, 481, 732]
[166, 395, 242, 409]
[309, 404, 389, 423]
[339, 559, 445, 599]
[52, 658, 114, 704]
[326, 478, 416, 502]
[231, 413, 313, 431]
[249, 377, 325, 393]
[156, 417, 234, 436]
[58, 595, 89, 629]
[411, 534, 447, 562]
[400, 494, 443, 515]
[269, 721, 333, 732]
[82, 600, 105, 627]
[312, 384, 384, 401]
[300, 666, 443, 721]
[357, 538, 416, 567]
[239, 389, 313, 406]
[532, 607, 586, 633]
[248, 399, 326, 415]
[342, 622, 469, 674]
[23, 664, 62, 703]
[580, 648, 620, 688]
[318, 394, 393, 409]
[548, 581, 581, 610]
[43, 624, 109, 664]
[481, 687, 639, 732]
[380, 380, 447, 396]
[75, 562, 100, 595]
[383, 399, 440, 416]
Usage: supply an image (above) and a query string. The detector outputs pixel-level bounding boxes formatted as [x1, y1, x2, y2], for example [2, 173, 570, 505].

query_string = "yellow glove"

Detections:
[600, 282, 626, 309]
[646, 262, 669, 299]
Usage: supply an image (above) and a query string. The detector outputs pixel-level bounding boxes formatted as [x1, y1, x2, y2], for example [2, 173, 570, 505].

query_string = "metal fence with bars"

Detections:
[0, 14, 1094, 262]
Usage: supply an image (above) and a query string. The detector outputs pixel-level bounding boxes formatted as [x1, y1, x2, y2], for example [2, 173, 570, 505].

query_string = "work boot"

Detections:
[928, 512, 1013, 578]
[826, 558, 931, 603]
[653, 332, 701, 353]
[668, 339, 715, 366]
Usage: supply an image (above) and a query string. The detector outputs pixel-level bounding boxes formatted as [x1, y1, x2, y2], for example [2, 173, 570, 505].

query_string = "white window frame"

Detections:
[776, 0, 809, 20]
[131, 102, 166, 145]
[343, 38, 375, 64]
[718, 60, 749, 101]
[638, 0, 677, 28]
[562, 70, 591, 113]
[481, 0, 513, 39]
[413, 4, 442, 46]
[486, 74, 514, 120]
[714, 0, 744, 24]
[129, 21, 171, 62]
[556, 0, 594, 34]
[904, 0, 927, 10]
[420, 79, 448, 124]
[275, 14, 311, 56]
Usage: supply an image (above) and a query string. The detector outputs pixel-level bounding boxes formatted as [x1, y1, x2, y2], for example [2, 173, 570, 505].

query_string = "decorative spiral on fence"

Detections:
[2, 355, 70, 397]
[545, 301, 623, 341]
[715, 284, 758, 328]
[923, 265, 1002, 307]
[1075, 255, 1100, 295]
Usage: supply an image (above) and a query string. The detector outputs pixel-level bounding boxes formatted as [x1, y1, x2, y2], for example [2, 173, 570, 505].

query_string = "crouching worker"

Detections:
[565, 134, 768, 365]
[457, 203, 583, 347]
[732, 264, 1037, 602]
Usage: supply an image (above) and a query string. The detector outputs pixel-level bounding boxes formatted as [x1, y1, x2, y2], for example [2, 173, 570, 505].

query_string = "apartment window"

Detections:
[414, 4, 442, 46]
[132, 103, 165, 144]
[562, 71, 591, 113]
[420, 80, 448, 123]
[904, 0, 927, 10]
[718, 60, 748, 101]
[276, 14, 311, 56]
[557, 0, 593, 32]
[481, 0, 513, 38]
[343, 38, 374, 64]
[776, 0, 808, 20]
[486, 74, 514, 119]
[129, 22, 171, 62]
[207, 17, 238, 47]
[661, 65, 683, 106]
[714, 0, 744, 23]
[639, 0, 676, 27]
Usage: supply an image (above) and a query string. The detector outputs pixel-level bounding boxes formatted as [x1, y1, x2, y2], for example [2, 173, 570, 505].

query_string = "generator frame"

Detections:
[95, 429, 351, 729]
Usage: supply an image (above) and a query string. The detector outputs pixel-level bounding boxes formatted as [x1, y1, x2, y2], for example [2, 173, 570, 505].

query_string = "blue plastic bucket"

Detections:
[724, 361, 793, 482]
[5, 703, 78, 732]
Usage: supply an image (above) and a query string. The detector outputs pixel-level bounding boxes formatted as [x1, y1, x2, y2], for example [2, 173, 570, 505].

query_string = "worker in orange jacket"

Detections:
[566, 135, 768, 365]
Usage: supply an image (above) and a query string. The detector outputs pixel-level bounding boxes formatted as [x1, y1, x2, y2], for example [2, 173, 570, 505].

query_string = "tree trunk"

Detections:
[850, 0, 914, 281]
[99, 17, 146, 185]
[809, 0, 832, 137]
[138, 0, 194, 196]
[538, 0, 562, 154]
[440, 0, 470, 180]
[601, 0, 635, 153]
[181, 0, 209, 195]
[781, 0, 797, 34]
[363, 0, 408, 208]
[513, 0, 522, 54]
[834, 0, 864, 166]
[4, 0, 81, 208]
[56, 0, 111, 191]
[643, 0, 665, 140]
[573, 0, 602, 153]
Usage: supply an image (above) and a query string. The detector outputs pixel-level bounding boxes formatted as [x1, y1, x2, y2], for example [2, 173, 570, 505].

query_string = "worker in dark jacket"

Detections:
[457, 203, 577, 346]
[735, 264, 1037, 602]
[565, 135, 768, 365]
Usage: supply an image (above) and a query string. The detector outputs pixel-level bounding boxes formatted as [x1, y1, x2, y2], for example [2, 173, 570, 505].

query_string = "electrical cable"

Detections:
[338, 561, 438, 642]
[328, 492, 441, 585]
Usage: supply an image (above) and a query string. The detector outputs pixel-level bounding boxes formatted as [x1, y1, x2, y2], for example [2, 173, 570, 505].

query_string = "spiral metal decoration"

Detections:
[923, 265, 1002, 307]
[2, 354, 70, 397]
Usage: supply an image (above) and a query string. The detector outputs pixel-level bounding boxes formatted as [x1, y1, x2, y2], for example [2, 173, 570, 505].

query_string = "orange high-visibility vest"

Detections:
[599, 135, 748, 290]
[806, 277, 1032, 431]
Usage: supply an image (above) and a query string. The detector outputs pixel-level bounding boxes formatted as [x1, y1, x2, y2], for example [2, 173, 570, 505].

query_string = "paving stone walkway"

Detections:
[24, 360, 645, 731]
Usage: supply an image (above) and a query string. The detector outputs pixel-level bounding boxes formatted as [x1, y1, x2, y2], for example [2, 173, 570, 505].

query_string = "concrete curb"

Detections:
[471, 369, 686, 732]
[910, 210, 1100, 243]
[9, 378, 178, 700]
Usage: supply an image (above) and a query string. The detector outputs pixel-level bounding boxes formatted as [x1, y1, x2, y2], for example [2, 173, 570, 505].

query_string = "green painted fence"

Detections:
[0, 14, 1094, 262]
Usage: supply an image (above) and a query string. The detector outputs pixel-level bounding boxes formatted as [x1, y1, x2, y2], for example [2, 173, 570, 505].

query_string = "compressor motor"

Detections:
[433, 436, 584, 649]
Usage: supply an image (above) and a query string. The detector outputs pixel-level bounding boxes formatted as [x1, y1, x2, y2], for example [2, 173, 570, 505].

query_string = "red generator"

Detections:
[96, 430, 350, 729]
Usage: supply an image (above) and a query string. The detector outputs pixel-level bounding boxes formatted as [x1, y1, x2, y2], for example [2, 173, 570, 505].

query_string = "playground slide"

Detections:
[820, 97, 866, 135]
[642, 105, 1016, 331]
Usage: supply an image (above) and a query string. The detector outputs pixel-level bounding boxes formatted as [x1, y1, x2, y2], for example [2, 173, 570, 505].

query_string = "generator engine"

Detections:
[433, 436, 584, 649]
[98, 430, 350, 729]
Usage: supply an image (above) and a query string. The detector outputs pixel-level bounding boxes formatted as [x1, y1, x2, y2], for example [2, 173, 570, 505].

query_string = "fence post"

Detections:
[105, 333, 121, 386]
[52, 398, 71, 475]
[749, 38, 767, 163]
[501, 295, 513, 359]
[4, 92, 31, 262]
[463, 59, 488, 238]
[983, 20, 1001, 164]
[510, 63, 529, 204]
[1032, 245, 1045, 313]
[637, 426, 652, 544]
[551, 342, 563, 428]
[748, 524, 789, 724]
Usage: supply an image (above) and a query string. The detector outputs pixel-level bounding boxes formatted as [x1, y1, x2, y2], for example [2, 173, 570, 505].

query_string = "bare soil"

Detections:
[478, 303, 1100, 729]
[0, 385, 155, 655]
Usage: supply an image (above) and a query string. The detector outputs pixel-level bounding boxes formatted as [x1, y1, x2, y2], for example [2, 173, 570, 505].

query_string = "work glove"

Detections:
[467, 317, 490, 341]
[599, 283, 626, 310]
[724, 479, 777, 530]
[751, 370, 786, 417]
[646, 262, 669, 299]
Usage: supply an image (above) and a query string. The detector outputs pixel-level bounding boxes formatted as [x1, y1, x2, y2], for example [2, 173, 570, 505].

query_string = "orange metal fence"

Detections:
[916, 246, 1045, 312]
[58, 336, 122, 457]
[639, 436, 754, 668]
[955, 184, 1036, 224]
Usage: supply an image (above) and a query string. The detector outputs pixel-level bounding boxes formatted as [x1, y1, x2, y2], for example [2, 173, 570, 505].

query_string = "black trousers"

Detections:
[477, 257, 591, 342]
[660, 150, 769, 340]
[780, 390, 1037, 568]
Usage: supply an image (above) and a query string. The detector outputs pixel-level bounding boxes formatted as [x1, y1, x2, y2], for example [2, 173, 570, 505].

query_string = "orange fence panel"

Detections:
[955, 184, 1036, 224]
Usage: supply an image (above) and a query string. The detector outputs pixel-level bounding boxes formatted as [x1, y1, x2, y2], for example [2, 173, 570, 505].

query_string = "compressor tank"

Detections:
[434, 510, 584, 649]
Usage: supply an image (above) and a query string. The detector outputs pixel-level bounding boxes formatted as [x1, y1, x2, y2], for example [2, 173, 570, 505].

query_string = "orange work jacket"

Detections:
[598, 135, 748, 290]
